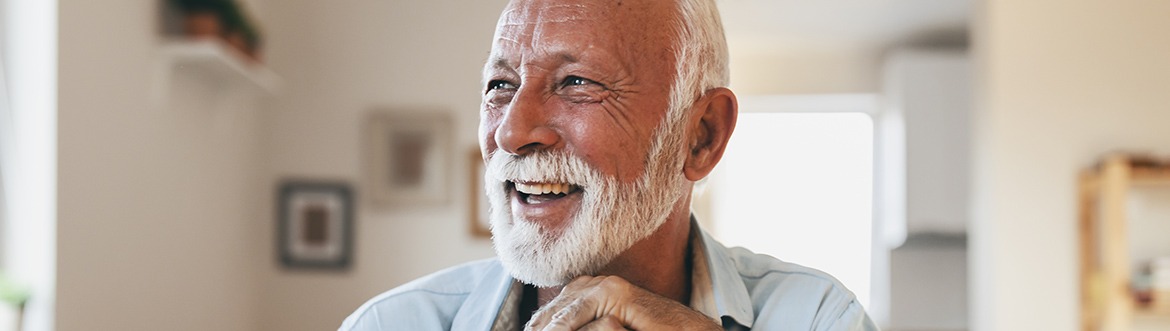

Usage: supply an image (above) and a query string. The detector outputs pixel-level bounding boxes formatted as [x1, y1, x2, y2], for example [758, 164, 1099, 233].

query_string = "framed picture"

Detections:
[468, 148, 492, 238]
[366, 111, 452, 206]
[278, 181, 353, 269]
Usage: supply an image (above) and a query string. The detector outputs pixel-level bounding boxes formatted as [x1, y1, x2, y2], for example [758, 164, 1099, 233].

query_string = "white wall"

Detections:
[57, 1, 266, 330]
[256, 1, 508, 330]
[971, 1, 1170, 330]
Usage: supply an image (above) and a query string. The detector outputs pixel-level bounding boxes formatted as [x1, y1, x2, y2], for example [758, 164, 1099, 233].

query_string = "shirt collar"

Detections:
[452, 260, 515, 330]
[691, 216, 756, 328]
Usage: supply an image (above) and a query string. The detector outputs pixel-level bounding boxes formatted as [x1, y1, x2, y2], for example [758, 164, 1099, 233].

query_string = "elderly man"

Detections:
[342, 0, 877, 329]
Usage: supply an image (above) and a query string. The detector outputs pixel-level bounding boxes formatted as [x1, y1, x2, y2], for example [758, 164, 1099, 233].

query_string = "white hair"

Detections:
[655, 0, 729, 187]
[666, 0, 730, 124]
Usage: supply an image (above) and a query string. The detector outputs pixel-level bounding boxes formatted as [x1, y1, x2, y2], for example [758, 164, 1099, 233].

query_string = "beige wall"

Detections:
[729, 45, 882, 95]
[971, 0, 1170, 330]
[57, 1, 509, 329]
[57, 1, 266, 330]
[256, 1, 508, 330]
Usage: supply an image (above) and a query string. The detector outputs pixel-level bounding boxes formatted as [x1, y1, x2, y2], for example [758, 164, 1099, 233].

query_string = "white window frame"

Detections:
[3, 0, 58, 330]
[701, 93, 902, 327]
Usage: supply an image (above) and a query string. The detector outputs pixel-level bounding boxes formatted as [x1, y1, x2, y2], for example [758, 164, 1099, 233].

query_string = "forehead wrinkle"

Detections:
[529, 1, 602, 44]
[532, 2, 593, 23]
[490, 0, 654, 85]
[500, 1, 595, 33]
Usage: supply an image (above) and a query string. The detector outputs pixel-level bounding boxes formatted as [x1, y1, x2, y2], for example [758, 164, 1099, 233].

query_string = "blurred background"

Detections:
[1, 0, 1168, 330]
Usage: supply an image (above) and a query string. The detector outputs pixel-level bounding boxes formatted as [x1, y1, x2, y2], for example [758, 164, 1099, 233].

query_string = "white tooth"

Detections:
[517, 183, 537, 195]
[542, 184, 551, 194]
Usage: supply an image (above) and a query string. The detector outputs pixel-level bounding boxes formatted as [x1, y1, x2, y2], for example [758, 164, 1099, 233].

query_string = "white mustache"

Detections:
[485, 150, 602, 190]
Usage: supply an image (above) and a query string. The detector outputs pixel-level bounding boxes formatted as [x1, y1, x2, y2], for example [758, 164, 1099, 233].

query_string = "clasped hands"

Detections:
[524, 275, 722, 331]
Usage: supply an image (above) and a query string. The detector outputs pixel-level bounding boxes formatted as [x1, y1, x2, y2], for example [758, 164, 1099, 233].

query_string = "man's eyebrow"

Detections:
[486, 57, 513, 73]
[558, 53, 578, 64]
[487, 52, 580, 72]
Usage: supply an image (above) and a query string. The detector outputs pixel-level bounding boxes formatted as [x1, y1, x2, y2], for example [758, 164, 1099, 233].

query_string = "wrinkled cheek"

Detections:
[479, 112, 501, 154]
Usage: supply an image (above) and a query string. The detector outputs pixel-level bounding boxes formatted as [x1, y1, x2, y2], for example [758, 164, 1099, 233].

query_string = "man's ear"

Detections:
[683, 87, 737, 181]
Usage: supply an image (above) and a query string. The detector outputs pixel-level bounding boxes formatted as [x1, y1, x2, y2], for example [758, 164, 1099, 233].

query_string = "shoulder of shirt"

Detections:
[721, 245, 866, 324]
[724, 245, 844, 286]
[339, 258, 500, 329]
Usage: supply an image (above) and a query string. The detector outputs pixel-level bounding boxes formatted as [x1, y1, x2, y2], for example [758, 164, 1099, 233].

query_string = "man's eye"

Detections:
[487, 80, 516, 92]
[562, 76, 594, 87]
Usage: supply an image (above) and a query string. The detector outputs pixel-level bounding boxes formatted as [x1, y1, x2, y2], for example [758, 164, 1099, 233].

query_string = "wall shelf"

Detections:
[1080, 154, 1170, 331]
[158, 38, 281, 94]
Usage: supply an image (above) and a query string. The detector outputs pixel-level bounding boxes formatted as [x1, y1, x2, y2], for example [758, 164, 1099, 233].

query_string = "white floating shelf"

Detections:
[159, 38, 281, 94]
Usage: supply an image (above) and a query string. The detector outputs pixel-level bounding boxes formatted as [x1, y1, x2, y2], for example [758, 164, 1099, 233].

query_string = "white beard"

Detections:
[483, 115, 690, 288]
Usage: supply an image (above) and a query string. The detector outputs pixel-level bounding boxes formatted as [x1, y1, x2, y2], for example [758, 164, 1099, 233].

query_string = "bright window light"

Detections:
[707, 112, 873, 307]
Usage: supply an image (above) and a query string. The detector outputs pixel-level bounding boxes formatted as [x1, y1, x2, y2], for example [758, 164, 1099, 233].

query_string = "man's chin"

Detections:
[492, 223, 604, 288]
[497, 251, 579, 288]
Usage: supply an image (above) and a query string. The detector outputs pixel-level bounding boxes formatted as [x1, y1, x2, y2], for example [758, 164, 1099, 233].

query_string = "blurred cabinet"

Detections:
[883, 49, 972, 238]
[881, 48, 971, 330]
[1080, 154, 1170, 331]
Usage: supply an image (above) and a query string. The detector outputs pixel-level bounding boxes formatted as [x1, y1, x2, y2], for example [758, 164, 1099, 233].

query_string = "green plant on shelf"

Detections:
[0, 273, 29, 308]
[169, 0, 264, 60]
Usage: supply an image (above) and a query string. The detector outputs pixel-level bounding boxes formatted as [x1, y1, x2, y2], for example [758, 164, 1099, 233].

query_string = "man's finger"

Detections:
[543, 296, 603, 331]
[527, 295, 583, 330]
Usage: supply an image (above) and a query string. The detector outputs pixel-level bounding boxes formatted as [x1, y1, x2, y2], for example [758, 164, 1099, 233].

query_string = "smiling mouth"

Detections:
[510, 181, 583, 204]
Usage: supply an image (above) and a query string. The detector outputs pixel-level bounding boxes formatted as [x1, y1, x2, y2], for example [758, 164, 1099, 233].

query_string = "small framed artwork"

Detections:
[278, 181, 353, 269]
[366, 111, 453, 206]
[468, 148, 492, 238]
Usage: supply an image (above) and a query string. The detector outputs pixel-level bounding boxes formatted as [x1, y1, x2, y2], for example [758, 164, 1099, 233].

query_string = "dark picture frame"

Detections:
[278, 181, 353, 269]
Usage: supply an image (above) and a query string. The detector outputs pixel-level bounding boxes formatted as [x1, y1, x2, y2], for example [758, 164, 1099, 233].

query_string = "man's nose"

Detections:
[494, 88, 560, 156]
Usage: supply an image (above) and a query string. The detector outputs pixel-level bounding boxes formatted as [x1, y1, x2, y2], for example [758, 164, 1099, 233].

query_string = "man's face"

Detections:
[479, 0, 689, 287]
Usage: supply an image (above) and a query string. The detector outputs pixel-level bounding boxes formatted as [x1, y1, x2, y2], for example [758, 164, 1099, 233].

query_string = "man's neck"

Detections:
[532, 208, 695, 309]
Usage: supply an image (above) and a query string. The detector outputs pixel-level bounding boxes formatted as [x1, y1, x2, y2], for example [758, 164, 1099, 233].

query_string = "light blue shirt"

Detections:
[340, 223, 878, 330]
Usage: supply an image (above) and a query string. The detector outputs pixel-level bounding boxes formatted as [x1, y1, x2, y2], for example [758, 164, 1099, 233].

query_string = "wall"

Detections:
[57, 1, 266, 330]
[971, 0, 1170, 330]
[256, 1, 508, 330]
[729, 45, 882, 95]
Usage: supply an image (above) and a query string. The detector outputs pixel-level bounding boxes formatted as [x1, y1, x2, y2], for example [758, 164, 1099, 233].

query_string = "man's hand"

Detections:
[525, 275, 722, 331]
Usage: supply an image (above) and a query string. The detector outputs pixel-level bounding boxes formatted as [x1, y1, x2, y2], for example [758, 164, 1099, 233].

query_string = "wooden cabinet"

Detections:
[1080, 154, 1170, 331]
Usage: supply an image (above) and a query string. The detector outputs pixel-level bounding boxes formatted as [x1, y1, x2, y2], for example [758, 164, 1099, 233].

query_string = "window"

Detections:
[701, 96, 875, 308]
[2, 0, 58, 329]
